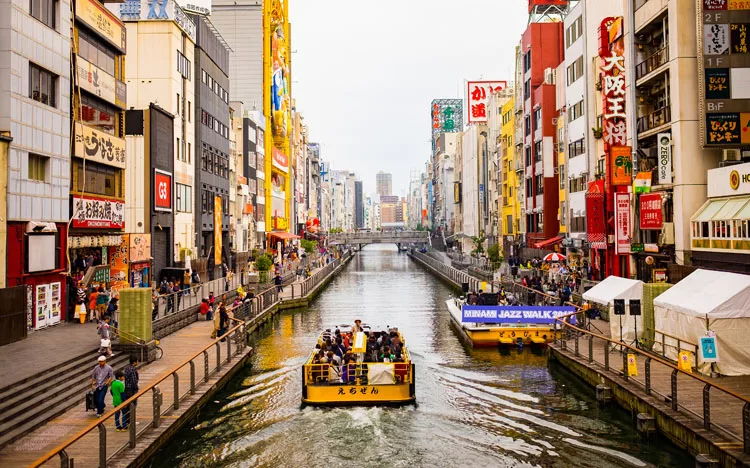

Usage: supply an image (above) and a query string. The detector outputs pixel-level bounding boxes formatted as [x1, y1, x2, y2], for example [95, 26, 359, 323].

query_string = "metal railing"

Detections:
[285, 251, 354, 300]
[647, 327, 699, 366]
[554, 312, 750, 452]
[31, 309, 251, 468]
[635, 46, 669, 80]
[636, 105, 671, 134]
[303, 361, 413, 385]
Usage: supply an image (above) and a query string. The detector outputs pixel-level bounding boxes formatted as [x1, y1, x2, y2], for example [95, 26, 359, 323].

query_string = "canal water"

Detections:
[150, 245, 691, 468]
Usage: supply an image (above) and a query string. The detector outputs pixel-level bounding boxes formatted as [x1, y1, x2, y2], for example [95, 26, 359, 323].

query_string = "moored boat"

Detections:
[445, 294, 575, 347]
[301, 324, 416, 406]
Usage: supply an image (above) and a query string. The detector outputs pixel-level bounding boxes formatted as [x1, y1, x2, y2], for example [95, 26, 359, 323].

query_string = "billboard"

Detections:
[466, 81, 507, 124]
[72, 195, 125, 229]
[585, 192, 606, 249]
[431, 99, 463, 137]
[698, 1, 750, 147]
[639, 193, 663, 230]
[462, 305, 576, 324]
[214, 195, 222, 266]
[610, 145, 633, 185]
[615, 192, 631, 255]
[154, 169, 172, 212]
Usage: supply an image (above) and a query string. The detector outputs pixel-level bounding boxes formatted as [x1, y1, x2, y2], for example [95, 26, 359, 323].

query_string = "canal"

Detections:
[150, 245, 691, 467]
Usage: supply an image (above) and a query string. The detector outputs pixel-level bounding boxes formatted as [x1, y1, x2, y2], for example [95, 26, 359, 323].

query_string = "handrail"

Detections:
[646, 327, 698, 348]
[31, 303, 249, 468]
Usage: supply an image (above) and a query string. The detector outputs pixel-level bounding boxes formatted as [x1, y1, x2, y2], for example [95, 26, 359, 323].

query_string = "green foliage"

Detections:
[471, 234, 486, 256]
[301, 239, 317, 253]
[487, 243, 502, 263]
[254, 254, 273, 272]
[416, 223, 425, 231]
[329, 227, 343, 234]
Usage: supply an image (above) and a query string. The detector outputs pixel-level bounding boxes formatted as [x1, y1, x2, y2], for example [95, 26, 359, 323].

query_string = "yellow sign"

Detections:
[627, 353, 638, 376]
[76, 0, 126, 52]
[214, 195, 222, 266]
[74, 123, 126, 169]
[678, 351, 692, 373]
[730, 170, 740, 190]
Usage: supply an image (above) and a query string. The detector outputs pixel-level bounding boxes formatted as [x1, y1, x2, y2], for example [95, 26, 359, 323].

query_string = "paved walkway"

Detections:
[0, 322, 100, 389]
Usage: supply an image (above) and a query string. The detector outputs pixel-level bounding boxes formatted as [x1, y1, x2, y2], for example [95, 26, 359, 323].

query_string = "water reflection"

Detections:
[150, 245, 691, 468]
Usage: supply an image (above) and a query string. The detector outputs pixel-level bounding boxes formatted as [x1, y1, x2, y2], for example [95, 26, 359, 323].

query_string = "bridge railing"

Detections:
[330, 231, 429, 242]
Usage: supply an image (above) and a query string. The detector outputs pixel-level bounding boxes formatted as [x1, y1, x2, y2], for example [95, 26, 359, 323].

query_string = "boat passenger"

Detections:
[380, 346, 395, 363]
[322, 329, 332, 342]
[476, 290, 485, 305]
[352, 319, 363, 333]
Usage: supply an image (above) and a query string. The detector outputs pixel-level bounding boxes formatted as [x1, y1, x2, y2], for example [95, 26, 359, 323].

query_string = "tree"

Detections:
[470, 234, 486, 256]
[416, 223, 425, 231]
[301, 238, 317, 253]
[254, 254, 273, 283]
[487, 243, 503, 264]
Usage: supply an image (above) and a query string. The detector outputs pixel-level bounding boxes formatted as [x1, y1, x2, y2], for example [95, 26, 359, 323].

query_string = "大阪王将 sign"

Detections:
[461, 305, 576, 324]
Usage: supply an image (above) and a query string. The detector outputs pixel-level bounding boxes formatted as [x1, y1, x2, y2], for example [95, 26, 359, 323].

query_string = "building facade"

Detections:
[376, 171, 392, 197]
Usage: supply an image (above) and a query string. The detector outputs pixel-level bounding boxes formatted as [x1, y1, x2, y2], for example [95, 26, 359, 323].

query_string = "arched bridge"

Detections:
[329, 230, 429, 246]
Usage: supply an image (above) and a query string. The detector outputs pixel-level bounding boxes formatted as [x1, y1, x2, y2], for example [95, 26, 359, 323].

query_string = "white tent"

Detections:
[653, 269, 750, 376]
[583, 276, 644, 343]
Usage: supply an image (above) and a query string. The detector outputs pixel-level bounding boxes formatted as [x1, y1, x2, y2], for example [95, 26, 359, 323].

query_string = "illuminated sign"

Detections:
[154, 169, 172, 212]
[610, 146, 632, 186]
[72, 195, 125, 229]
[74, 123, 126, 169]
[466, 81, 507, 124]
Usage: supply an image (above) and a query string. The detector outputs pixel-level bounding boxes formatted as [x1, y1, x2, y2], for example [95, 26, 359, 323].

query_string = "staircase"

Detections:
[0, 349, 130, 449]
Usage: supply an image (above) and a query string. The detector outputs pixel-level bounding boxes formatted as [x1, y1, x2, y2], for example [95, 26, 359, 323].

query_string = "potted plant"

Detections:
[592, 127, 603, 139]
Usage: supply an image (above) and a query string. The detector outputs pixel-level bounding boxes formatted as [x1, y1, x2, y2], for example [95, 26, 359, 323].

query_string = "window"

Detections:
[201, 69, 206, 84]
[566, 56, 584, 85]
[187, 101, 191, 122]
[524, 115, 531, 135]
[560, 201, 567, 226]
[31, 0, 57, 29]
[176, 93, 180, 115]
[75, 160, 121, 197]
[559, 165, 565, 189]
[506, 214, 513, 235]
[28, 154, 49, 182]
[534, 141, 542, 162]
[29, 63, 57, 108]
[569, 174, 588, 193]
[177, 51, 191, 79]
[80, 94, 116, 134]
[176, 138, 180, 161]
[78, 30, 116, 76]
[187, 142, 191, 163]
[176, 183, 192, 213]
[523, 51, 531, 72]
[523, 79, 530, 100]
[568, 138, 585, 157]
[567, 99, 584, 122]
[201, 189, 208, 213]
[535, 174, 544, 195]
[525, 146, 531, 166]
[565, 16, 583, 48]
[533, 108, 541, 130]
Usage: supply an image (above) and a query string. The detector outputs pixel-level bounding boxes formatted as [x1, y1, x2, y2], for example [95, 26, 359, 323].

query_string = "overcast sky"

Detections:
[289, 0, 528, 197]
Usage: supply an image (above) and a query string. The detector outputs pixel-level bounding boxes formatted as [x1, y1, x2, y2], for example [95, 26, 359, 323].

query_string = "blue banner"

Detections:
[461, 305, 576, 325]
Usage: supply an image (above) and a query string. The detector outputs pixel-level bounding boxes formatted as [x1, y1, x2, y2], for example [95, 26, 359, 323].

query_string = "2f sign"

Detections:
[154, 170, 172, 212]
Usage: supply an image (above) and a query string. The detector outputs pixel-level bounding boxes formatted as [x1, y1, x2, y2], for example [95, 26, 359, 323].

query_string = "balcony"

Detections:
[635, 46, 669, 82]
[637, 106, 671, 136]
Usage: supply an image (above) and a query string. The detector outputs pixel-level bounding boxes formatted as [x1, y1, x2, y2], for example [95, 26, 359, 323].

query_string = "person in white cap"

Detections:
[91, 355, 114, 417]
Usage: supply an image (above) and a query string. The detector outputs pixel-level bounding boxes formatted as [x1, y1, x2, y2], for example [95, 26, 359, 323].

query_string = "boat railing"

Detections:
[303, 361, 413, 386]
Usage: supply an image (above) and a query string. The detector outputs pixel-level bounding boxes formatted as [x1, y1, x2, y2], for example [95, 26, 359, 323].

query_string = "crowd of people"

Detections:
[309, 320, 408, 385]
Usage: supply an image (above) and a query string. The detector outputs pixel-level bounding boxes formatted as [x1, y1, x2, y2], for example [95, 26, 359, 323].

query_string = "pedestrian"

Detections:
[98, 315, 113, 356]
[218, 305, 229, 342]
[191, 270, 200, 295]
[121, 355, 139, 429]
[275, 273, 283, 292]
[200, 297, 210, 320]
[76, 282, 88, 323]
[207, 292, 215, 320]
[96, 286, 109, 321]
[88, 286, 99, 322]
[111, 370, 126, 431]
[91, 355, 114, 417]
[212, 302, 222, 339]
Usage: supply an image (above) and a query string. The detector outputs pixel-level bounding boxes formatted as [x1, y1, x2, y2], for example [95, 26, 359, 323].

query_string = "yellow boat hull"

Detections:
[463, 327, 561, 347]
[302, 383, 415, 406]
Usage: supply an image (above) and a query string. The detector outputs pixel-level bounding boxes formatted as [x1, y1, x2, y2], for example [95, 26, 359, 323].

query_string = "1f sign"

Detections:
[657, 133, 672, 185]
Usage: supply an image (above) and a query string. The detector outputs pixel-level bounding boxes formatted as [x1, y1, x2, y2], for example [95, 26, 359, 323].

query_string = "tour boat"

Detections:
[301, 325, 416, 406]
[445, 295, 574, 347]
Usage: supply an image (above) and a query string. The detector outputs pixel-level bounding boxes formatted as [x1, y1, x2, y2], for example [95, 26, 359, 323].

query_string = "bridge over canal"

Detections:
[329, 230, 429, 248]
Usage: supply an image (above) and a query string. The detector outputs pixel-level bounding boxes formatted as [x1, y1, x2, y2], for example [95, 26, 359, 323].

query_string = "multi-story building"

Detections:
[248, 110, 266, 247]
[1, 0, 73, 326]
[380, 195, 403, 230]
[521, 13, 565, 249]
[191, 14, 231, 280]
[354, 180, 364, 229]
[229, 101, 254, 263]
[376, 171, 392, 197]
[460, 125, 488, 252]
[500, 92, 520, 258]
[118, 0, 196, 281]
[306, 142, 321, 231]
[70, 0, 129, 293]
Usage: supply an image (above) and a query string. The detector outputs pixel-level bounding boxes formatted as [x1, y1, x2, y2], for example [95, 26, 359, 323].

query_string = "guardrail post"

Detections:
[59, 449, 70, 468]
[622, 351, 628, 381]
[203, 350, 210, 383]
[743, 402, 750, 454]
[152, 386, 161, 428]
[670, 369, 678, 411]
[645, 358, 651, 395]
[703, 384, 711, 430]
[604, 343, 610, 371]
[172, 372, 179, 410]
[216, 342, 221, 371]
[129, 401, 136, 448]
[574, 334, 579, 357]
[588, 336, 593, 363]
[98, 423, 106, 468]
[227, 331, 232, 362]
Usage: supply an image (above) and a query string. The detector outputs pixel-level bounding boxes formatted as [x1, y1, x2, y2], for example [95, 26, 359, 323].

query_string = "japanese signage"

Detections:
[652, 268, 668, 283]
[610, 146, 632, 185]
[707, 161, 750, 196]
[585, 192, 606, 249]
[699, 1, 750, 147]
[431, 99, 462, 137]
[268, 1, 291, 158]
[615, 192, 631, 255]
[601, 51, 627, 147]
[72, 195, 125, 229]
[640, 193, 663, 230]
[119, 0, 196, 42]
[93, 266, 110, 284]
[129, 234, 151, 262]
[461, 305, 576, 324]
[454, 182, 462, 204]
[333, 386, 382, 399]
[76, 57, 118, 108]
[657, 133, 673, 184]
[466, 81, 507, 124]
[154, 170, 172, 212]
[272, 148, 288, 173]
[77, 0, 126, 52]
[74, 123, 126, 169]
[214, 195, 222, 265]
[109, 236, 129, 292]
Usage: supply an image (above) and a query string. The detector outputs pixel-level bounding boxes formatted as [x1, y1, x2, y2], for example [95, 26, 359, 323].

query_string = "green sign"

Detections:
[94, 267, 110, 283]
[631, 243, 644, 253]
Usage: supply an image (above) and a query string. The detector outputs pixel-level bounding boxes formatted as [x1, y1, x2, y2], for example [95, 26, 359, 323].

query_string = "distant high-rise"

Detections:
[354, 181, 364, 229]
[376, 171, 392, 197]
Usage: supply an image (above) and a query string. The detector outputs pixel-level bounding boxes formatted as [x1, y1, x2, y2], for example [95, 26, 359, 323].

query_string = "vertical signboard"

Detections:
[699, 1, 750, 147]
[586, 192, 606, 249]
[431, 99, 463, 138]
[466, 81, 507, 124]
[640, 193, 664, 230]
[610, 146, 633, 185]
[214, 195, 223, 266]
[615, 192, 631, 255]
[657, 133, 673, 184]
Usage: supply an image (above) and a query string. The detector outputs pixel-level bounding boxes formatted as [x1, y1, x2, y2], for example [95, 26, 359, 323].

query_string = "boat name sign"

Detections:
[461, 306, 576, 324]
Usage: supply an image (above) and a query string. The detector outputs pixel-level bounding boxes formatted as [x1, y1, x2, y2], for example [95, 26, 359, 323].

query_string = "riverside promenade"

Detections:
[0, 251, 353, 468]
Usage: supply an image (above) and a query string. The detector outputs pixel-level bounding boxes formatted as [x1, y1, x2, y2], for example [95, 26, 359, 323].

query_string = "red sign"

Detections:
[640, 193, 663, 230]
[432, 103, 440, 129]
[72, 195, 125, 229]
[154, 170, 172, 212]
[615, 192, 631, 255]
[466, 81, 507, 124]
[272, 148, 289, 173]
[586, 192, 606, 249]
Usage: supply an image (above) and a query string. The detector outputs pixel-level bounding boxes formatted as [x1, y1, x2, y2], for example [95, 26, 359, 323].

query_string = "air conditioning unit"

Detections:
[660, 222, 675, 245]
[544, 68, 556, 85]
[723, 149, 741, 161]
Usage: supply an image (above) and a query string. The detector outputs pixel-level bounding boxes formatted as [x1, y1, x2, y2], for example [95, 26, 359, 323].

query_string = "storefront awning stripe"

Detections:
[691, 199, 726, 222]
[267, 231, 300, 240]
[732, 198, 750, 220]
[714, 198, 749, 220]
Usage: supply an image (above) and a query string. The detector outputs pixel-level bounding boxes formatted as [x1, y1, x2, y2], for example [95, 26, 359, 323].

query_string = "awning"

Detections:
[267, 231, 300, 240]
[534, 235, 564, 249]
[691, 196, 750, 222]
[582, 276, 643, 306]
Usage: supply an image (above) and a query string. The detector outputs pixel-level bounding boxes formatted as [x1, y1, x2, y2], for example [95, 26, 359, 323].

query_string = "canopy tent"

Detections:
[583, 276, 644, 343]
[653, 269, 750, 376]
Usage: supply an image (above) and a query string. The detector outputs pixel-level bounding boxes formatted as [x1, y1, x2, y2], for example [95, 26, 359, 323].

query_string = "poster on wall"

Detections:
[214, 195, 223, 266]
[49, 282, 61, 325]
[615, 192, 632, 255]
[109, 235, 130, 292]
[35, 284, 49, 329]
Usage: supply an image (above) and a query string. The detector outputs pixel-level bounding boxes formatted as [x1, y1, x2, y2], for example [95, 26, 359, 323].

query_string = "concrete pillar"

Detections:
[596, 384, 612, 406]
[636, 413, 656, 438]
[695, 454, 719, 468]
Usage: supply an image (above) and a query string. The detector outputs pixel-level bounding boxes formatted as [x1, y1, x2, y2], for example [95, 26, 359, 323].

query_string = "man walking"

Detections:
[91, 355, 114, 417]
[121, 355, 139, 429]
